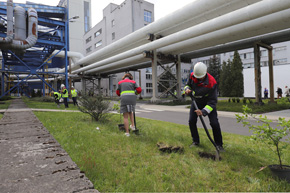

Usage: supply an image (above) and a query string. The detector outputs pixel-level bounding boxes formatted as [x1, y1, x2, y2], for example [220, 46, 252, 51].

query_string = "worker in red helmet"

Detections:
[116, 73, 142, 137]
[184, 62, 224, 151]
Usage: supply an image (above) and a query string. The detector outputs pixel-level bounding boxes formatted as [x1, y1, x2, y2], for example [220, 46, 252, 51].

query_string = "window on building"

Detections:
[85, 36, 91, 44]
[86, 46, 92, 53]
[144, 10, 152, 23]
[146, 89, 152, 93]
[260, 50, 268, 57]
[112, 19, 115, 27]
[275, 46, 286, 52]
[95, 40, 102, 48]
[146, 74, 152, 80]
[84, 1, 90, 32]
[112, 32, 115, 40]
[274, 58, 287, 65]
[146, 83, 152, 88]
[95, 29, 102, 38]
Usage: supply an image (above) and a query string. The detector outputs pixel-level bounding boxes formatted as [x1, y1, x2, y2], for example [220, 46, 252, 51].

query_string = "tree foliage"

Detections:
[219, 51, 244, 97]
[208, 55, 221, 86]
[78, 94, 111, 121]
[219, 60, 232, 97]
[230, 51, 244, 97]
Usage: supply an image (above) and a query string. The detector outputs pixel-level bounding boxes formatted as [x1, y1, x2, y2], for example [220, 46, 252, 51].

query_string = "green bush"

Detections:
[236, 105, 290, 168]
[236, 98, 240, 103]
[0, 96, 12, 101]
[78, 94, 111, 122]
[232, 98, 236, 103]
[228, 98, 231, 103]
[243, 98, 247, 104]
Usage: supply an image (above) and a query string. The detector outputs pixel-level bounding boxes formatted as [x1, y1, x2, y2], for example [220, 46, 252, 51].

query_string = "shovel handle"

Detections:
[192, 98, 220, 154]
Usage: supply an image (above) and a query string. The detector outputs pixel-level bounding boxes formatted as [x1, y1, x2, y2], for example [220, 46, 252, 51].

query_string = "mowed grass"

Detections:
[34, 111, 290, 192]
[217, 98, 290, 113]
[22, 97, 79, 110]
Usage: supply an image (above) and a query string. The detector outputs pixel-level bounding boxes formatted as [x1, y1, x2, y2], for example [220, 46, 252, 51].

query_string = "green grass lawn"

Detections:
[0, 99, 11, 110]
[34, 111, 290, 192]
[22, 97, 79, 110]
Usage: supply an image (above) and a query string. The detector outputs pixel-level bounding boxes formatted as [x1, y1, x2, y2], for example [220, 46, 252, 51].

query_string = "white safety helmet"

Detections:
[193, 62, 207, 79]
[71, 86, 74, 88]
[61, 84, 65, 88]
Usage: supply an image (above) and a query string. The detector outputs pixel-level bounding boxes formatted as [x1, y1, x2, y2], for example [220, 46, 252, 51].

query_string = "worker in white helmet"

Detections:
[184, 62, 224, 151]
[59, 84, 69, 108]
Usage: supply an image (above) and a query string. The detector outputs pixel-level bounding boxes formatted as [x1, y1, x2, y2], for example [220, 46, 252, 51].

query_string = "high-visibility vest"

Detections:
[54, 92, 61, 100]
[71, 89, 77, 97]
[62, 89, 68, 98]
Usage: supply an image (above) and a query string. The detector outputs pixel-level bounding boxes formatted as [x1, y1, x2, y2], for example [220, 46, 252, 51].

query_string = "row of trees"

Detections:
[207, 51, 244, 97]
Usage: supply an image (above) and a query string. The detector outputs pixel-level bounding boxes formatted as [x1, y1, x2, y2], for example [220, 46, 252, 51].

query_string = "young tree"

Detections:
[78, 94, 111, 121]
[219, 60, 232, 97]
[230, 51, 244, 97]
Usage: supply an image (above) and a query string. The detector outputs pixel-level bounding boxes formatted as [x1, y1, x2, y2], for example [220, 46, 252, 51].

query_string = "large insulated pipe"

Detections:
[85, 54, 148, 74]
[54, 50, 84, 73]
[159, 8, 290, 55]
[10, 7, 38, 50]
[73, 0, 290, 74]
[75, 0, 261, 68]
[14, 6, 26, 40]
[0, 0, 13, 43]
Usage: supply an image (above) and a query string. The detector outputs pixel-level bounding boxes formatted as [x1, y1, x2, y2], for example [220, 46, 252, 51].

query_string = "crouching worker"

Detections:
[52, 91, 62, 108]
[116, 73, 142, 137]
[184, 62, 224, 151]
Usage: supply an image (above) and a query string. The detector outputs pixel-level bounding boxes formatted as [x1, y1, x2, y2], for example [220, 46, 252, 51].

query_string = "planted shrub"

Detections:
[236, 105, 290, 169]
[228, 98, 231, 103]
[232, 98, 236, 103]
[248, 98, 253, 104]
[78, 94, 111, 121]
[236, 98, 240, 103]
[243, 98, 247, 104]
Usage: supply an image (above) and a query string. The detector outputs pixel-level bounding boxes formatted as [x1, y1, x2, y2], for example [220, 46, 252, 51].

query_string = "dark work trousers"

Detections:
[72, 97, 78, 106]
[64, 97, 69, 108]
[188, 102, 223, 146]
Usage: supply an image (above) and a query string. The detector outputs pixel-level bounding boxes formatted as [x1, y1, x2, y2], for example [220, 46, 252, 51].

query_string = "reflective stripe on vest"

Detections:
[55, 92, 61, 100]
[71, 90, 77, 97]
[62, 89, 68, 98]
[121, 90, 135, 95]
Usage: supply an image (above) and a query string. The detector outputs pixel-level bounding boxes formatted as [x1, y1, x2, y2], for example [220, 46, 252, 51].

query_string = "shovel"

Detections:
[132, 110, 140, 135]
[192, 97, 221, 161]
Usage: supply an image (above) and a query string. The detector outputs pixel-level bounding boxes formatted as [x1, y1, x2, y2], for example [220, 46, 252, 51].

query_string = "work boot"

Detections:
[189, 142, 199, 148]
[217, 146, 225, 152]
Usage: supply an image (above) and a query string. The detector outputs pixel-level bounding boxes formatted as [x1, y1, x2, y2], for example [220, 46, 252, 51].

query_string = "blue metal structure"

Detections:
[0, 1, 69, 98]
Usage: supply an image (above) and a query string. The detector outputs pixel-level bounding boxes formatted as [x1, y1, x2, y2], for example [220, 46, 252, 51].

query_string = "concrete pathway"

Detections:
[0, 99, 99, 193]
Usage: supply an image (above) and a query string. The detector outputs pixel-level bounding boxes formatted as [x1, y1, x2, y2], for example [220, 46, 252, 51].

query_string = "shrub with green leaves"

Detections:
[232, 98, 236, 103]
[243, 98, 247, 104]
[236, 105, 290, 169]
[78, 94, 111, 121]
[236, 98, 240, 103]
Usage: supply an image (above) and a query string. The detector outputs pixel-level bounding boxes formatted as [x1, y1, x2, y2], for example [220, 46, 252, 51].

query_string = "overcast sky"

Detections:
[4, 0, 195, 26]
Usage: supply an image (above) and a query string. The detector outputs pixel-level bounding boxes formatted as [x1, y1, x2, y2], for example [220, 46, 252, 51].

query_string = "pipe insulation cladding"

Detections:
[159, 8, 290, 55]
[72, 0, 290, 74]
[74, 0, 262, 68]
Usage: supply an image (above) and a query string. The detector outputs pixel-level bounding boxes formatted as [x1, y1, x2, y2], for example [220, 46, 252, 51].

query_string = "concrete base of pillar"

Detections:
[150, 97, 160, 103]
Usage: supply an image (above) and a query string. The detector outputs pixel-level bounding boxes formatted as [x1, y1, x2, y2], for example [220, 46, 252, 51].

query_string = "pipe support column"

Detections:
[176, 55, 181, 99]
[254, 43, 262, 104]
[151, 50, 159, 102]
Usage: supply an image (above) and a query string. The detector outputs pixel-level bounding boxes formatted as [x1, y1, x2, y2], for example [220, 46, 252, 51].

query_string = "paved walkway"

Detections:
[0, 99, 99, 193]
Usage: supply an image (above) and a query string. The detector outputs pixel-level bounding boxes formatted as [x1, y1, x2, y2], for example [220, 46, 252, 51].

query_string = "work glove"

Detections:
[192, 90, 195, 96]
